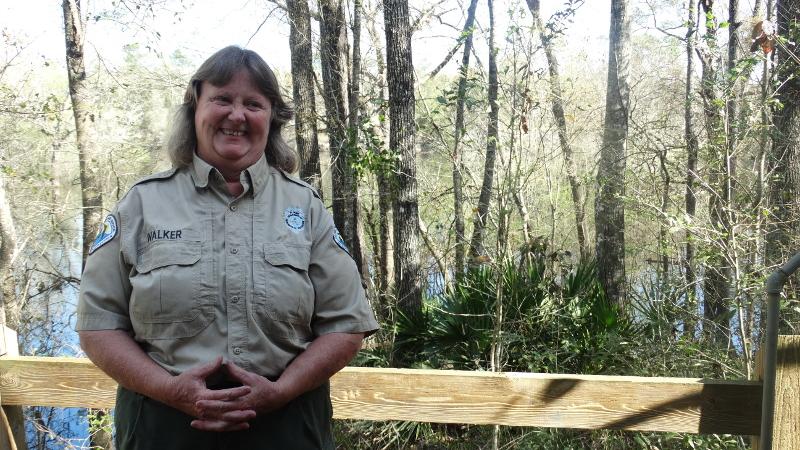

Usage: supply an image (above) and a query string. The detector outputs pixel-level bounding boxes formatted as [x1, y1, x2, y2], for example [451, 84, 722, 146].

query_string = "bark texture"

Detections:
[697, 0, 731, 343]
[383, 0, 422, 316]
[527, 0, 588, 260]
[767, 0, 800, 265]
[469, 0, 498, 261]
[288, 0, 323, 196]
[451, 0, 479, 274]
[366, 10, 395, 298]
[683, 0, 699, 338]
[0, 175, 26, 450]
[63, 2, 111, 447]
[320, 0, 365, 273]
[595, 0, 631, 306]
[63, 0, 103, 269]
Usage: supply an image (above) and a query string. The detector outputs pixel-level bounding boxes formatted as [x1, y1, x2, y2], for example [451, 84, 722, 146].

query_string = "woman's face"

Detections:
[194, 69, 272, 177]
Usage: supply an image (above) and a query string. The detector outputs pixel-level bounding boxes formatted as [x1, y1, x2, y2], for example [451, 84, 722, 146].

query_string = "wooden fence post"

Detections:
[771, 335, 800, 449]
[0, 324, 19, 450]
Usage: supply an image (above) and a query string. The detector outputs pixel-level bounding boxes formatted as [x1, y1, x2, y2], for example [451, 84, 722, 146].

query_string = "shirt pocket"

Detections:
[129, 240, 213, 339]
[254, 242, 315, 343]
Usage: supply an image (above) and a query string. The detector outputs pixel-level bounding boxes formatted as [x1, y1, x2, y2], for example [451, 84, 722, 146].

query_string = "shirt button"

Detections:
[231, 296, 239, 303]
[230, 204, 237, 212]
[233, 347, 242, 355]
[230, 247, 238, 254]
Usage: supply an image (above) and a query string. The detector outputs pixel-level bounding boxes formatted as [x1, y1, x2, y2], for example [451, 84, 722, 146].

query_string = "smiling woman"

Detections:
[194, 70, 272, 186]
[75, 46, 379, 450]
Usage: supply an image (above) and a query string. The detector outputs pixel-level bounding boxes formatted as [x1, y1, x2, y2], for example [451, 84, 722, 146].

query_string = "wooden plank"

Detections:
[332, 367, 761, 434]
[0, 357, 117, 410]
[0, 356, 762, 435]
[772, 335, 800, 449]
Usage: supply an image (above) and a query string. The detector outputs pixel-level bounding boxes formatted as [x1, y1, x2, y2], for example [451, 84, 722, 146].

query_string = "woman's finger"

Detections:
[222, 361, 257, 384]
[201, 385, 251, 401]
[195, 399, 256, 420]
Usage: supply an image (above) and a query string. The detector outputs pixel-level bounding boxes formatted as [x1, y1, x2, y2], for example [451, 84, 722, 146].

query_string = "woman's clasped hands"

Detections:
[164, 356, 288, 432]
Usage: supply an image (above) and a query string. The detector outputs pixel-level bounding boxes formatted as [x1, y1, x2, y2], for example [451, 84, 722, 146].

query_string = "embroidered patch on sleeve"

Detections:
[333, 228, 350, 255]
[284, 207, 306, 232]
[89, 215, 118, 254]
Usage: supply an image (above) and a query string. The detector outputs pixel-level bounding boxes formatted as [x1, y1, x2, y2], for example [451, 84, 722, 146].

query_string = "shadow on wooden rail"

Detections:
[0, 356, 762, 436]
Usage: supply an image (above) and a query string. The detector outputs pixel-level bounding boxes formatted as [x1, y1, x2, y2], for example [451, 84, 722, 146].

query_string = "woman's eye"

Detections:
[246, 101, 264, 110]
[211, 96, 231, 104]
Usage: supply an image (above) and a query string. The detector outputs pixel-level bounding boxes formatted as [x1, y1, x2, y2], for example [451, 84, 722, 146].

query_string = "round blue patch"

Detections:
[284, 207, 305, 232]
[333, 228, 350, 255]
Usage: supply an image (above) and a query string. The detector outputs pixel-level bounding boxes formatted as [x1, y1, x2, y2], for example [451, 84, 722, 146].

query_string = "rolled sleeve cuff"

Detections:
[76, 313, 132, 332]
[314, 319, 379, 338]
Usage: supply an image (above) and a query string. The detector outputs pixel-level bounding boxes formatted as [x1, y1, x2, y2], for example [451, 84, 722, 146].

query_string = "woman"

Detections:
[77, 46, 379, 450]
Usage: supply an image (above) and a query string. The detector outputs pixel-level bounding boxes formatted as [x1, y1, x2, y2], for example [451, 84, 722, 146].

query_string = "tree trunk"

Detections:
[767, 0, 800, 265]
[63, 0, 103, 269]
[383, 0, 422, 316]
[451, 0, 479, 275]
[697, 0, 731, 344]
[365, 7, 394, 304]
[595, 0, 631, 307]
[319, 0, 365, 274]
[0, 175, 27, 450]
[468, 0, 497, 261]
[288, 0, 323, 196]
[63, 2, 111, 448]
[349, 0, 373, 282]
[526, 0, 588, 261]
[684, 0, 699, 339]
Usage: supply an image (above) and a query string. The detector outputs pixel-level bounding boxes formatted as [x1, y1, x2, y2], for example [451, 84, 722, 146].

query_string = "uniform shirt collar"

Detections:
[244, 153, 271, 194]
[190, 153, 214, 188]
[190, 152, 271, 194]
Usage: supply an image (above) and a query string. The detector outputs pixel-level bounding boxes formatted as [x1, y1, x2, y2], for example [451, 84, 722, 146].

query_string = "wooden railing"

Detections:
[1, 336, 798, 448]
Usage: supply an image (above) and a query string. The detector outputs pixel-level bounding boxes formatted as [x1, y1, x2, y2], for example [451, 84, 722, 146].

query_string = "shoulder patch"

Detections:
[278, 170, 322, 200]
[89, 215, 118, 254]
[333, 228, 350, 255]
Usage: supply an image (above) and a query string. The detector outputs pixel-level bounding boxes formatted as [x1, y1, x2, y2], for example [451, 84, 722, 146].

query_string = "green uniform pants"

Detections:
[113, 383, 334, 450]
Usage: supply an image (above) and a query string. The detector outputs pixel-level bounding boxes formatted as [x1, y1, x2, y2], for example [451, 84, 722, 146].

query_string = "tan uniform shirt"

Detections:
[77, 154, 379, 378]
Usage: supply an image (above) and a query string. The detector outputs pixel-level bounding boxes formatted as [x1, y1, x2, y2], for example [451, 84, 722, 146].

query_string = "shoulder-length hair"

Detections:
[167, 46, 297, 173]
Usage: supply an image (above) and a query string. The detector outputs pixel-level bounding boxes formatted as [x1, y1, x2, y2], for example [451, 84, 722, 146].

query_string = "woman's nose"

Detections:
[227, 104, 246, 122]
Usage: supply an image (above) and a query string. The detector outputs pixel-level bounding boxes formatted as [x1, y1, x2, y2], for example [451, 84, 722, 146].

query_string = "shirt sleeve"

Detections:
[76, 210, 134, 331]
[308, 201, 379, 337]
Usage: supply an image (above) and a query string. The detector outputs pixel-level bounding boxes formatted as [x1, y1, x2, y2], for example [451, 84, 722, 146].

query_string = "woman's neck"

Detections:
[225, 179, 244, 197]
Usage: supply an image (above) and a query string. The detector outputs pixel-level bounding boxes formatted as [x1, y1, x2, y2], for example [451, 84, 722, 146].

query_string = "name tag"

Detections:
[146, 229, 183, 242]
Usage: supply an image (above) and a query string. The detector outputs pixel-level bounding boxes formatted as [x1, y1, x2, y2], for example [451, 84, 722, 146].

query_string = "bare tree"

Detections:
[319, 0, 365, 273]
[469, 0, 498, 261]
[767, 0, 800, 265]
[0, 175, 27, 450]
[383, 0, 422, 316]
[451, 0, 479, 275]
[526, 0, 588, 260]
[683, 0, 700, 338]
[288, 0, 323, 196]
[63, 0, 103, 268]
[697, 0, 731, 344]
[595, 0, 631, 306]
[63, 1, 112, 448]
[364, 1, 395, 301]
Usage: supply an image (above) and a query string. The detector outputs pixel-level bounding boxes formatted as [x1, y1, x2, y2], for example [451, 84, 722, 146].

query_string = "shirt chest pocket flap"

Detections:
[132, 240, 205, 324]
[261, 243, 314, 325]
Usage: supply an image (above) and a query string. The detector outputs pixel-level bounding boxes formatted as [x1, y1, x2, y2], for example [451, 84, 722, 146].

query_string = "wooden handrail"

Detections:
[0, 356, 762, 435]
